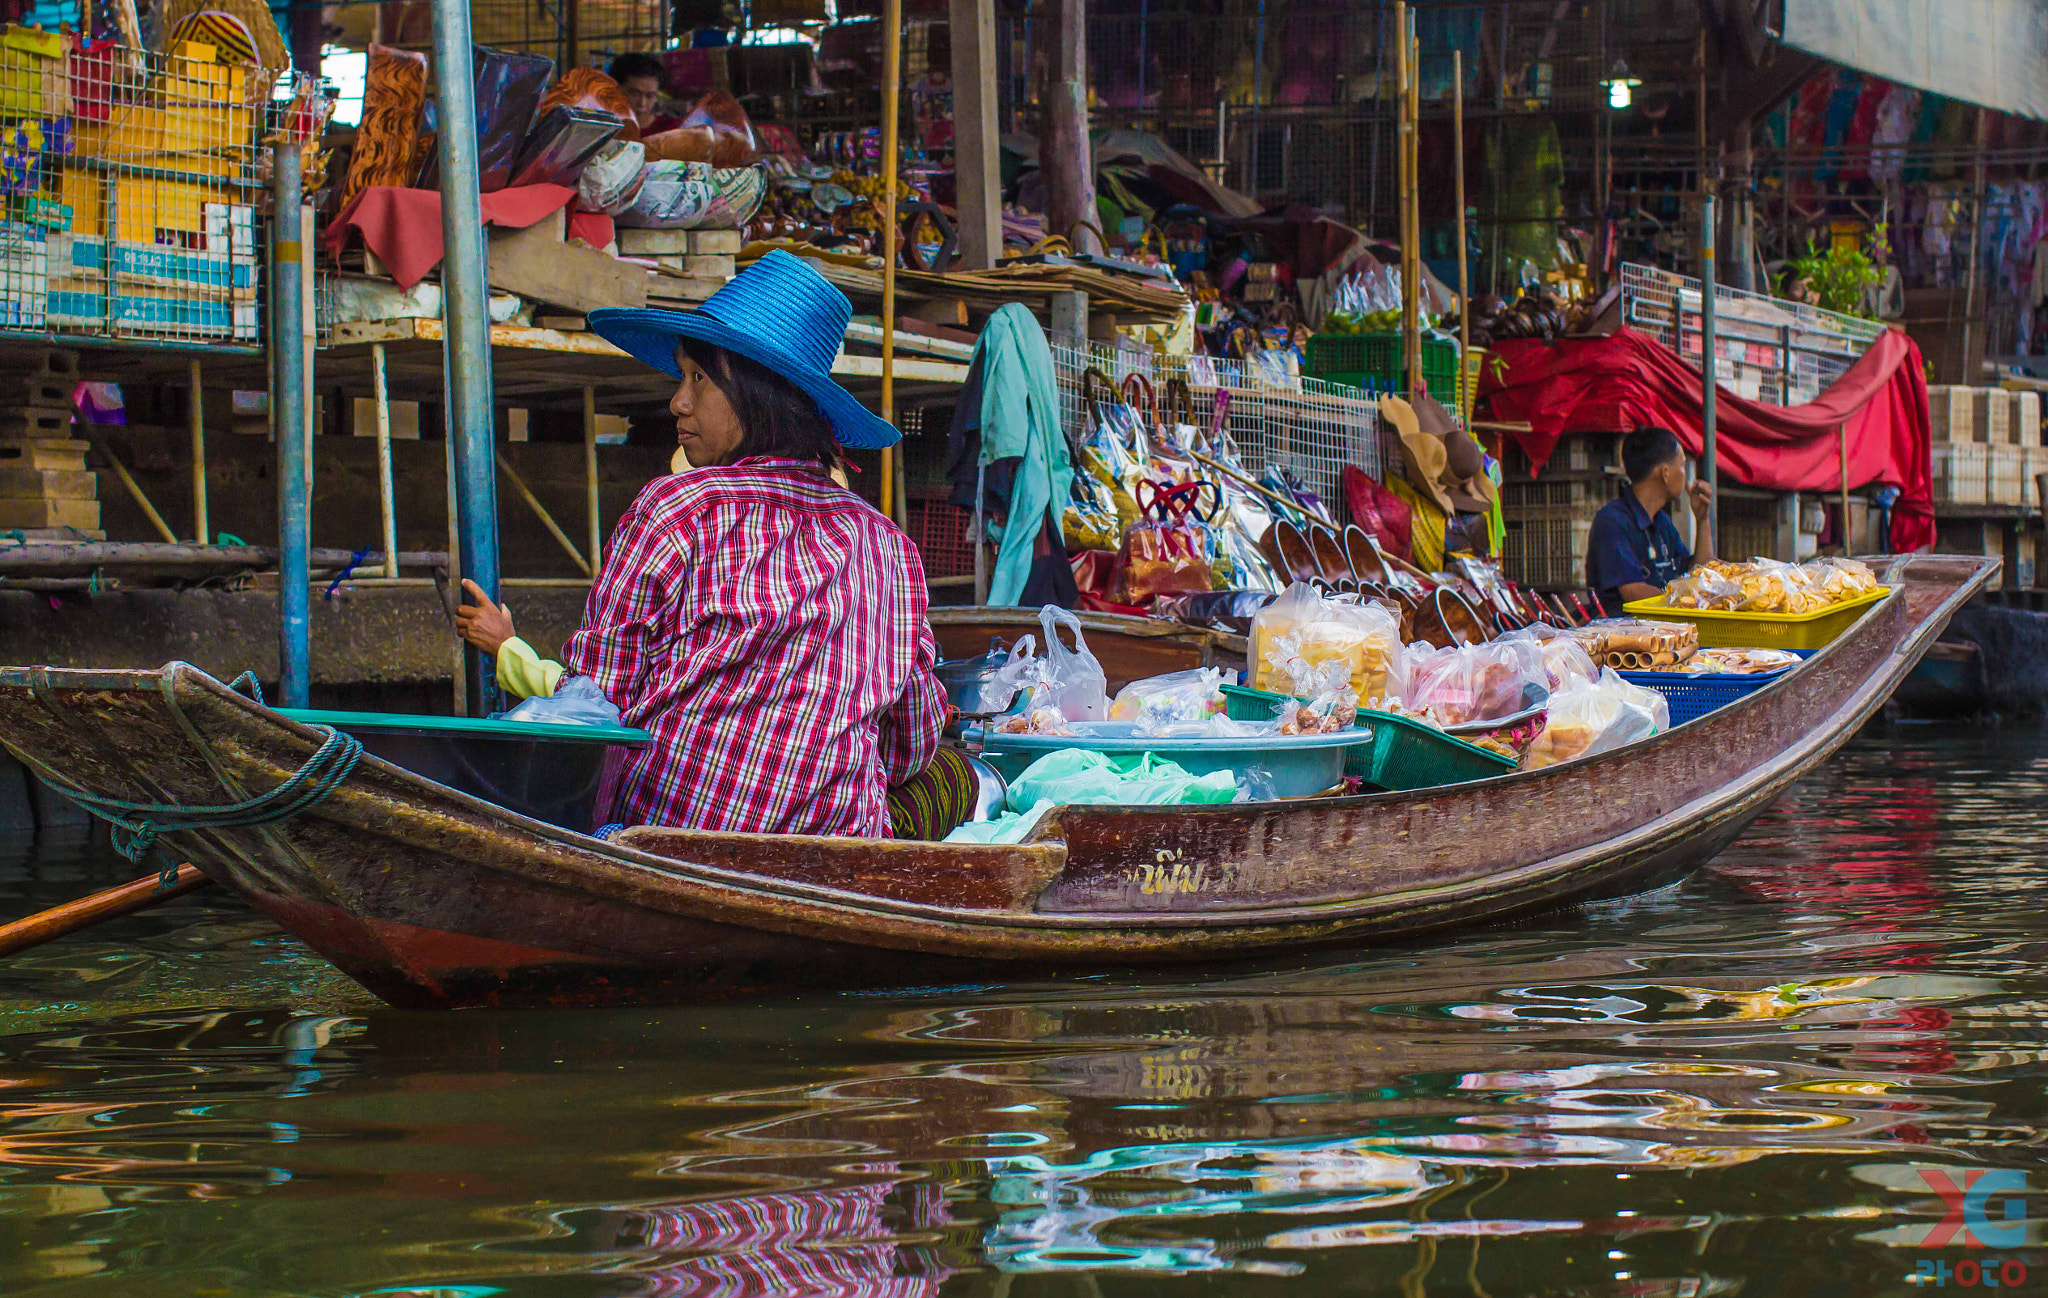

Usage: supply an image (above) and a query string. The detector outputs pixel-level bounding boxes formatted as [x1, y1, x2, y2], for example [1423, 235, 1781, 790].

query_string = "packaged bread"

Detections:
[1252, 582, 1403, 703]
[1523, 669, 1670, 770]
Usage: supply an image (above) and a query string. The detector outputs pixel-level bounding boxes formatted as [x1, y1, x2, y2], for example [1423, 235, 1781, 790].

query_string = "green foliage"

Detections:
[1782, 224, 1889, 319]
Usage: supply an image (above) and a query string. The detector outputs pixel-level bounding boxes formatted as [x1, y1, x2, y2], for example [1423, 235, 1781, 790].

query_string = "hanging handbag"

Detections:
[1115, 480, 1223, 604]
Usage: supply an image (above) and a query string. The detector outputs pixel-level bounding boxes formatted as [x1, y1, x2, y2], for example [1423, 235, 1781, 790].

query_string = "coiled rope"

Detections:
[33, 717, 363, 870]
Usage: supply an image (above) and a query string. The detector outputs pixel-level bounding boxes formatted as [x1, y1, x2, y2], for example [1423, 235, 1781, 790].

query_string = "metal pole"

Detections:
[1454, 49, 1470, 422]
[372, 342, 398, 578]
[187, 358, 207, 544]
[271, 141, 309, 708]
[583, 385, 600, 572]
[430, 1, 501, 714]
[1700, 192, 1719, 547]
[1394, 2, 1415, 397]
[879, 0, 903, 524]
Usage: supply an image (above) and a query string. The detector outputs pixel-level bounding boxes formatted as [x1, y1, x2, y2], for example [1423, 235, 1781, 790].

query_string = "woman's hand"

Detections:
[456, 579, 516, 655]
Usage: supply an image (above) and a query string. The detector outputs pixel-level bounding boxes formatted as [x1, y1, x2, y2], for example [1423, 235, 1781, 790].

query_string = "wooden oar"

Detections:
[0, 864, 211, 958]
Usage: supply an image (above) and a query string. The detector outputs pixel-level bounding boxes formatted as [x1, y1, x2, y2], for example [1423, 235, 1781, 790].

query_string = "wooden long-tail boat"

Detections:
[0, 553, 1994, 1009]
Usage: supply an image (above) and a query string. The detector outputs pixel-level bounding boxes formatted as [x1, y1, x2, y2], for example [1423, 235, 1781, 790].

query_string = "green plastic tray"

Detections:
[277, 708, 652, 746]
[1221, 684, 1515, 789]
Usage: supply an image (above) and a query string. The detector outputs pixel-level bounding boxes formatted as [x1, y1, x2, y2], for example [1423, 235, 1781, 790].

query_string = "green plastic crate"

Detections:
[1221, 684, 1516, 790]
[1305, 332, 1459, 403]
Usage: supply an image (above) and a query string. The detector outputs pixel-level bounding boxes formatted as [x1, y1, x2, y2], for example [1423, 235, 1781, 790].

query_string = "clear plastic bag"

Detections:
[1506, 624, 1598, 691]
[977, 635, 1044, 714]
[1522, 668, 1670, 770]
[503, 675, 622, 727]
[1665, 565, 1743, 610]
[1251, 582, 1403, 705]
[1109, 667, 1229, 732]
[1039, 606, 1108, 721]
[1398, 640, 1543, 727]
[1802, 556, 1881, 603]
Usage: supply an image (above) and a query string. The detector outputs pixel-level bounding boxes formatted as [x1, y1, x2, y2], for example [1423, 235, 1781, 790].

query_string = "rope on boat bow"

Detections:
[37, 724, 364, 871]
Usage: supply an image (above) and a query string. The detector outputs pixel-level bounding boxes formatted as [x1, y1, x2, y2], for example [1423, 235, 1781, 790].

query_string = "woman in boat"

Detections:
[455, 250, 957, 839]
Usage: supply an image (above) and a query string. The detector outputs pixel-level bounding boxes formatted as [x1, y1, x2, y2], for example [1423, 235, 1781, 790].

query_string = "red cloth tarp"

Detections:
[1479, 326, 1935, 552]
[322, 185, 617, 290]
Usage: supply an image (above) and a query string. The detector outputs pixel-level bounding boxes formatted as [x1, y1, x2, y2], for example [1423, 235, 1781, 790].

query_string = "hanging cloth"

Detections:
[975, 303, 1075, 605]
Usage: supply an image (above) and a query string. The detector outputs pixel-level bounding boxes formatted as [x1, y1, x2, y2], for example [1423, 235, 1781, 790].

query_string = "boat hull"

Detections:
[0, 554, 1995, 1008]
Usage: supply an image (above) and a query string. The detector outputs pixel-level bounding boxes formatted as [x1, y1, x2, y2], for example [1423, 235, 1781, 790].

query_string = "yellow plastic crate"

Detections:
[1621, 586, 1891, 650]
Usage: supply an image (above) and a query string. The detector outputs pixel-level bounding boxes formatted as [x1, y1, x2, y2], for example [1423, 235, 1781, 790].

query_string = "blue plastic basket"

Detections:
[1617, 652, 1812, 727]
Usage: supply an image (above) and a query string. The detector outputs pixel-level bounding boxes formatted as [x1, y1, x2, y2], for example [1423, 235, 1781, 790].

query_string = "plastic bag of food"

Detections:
[993, 706, 1074, 736]
[1505, 624, 1598, 691]
[1040, 606, 1108, 721]
[1398, 640, 1542, 727]
[1522, 668, 1670, 770]
[1109, 667, 1228, 730]
[1665, 564, 1742, 610]
[1803, 555, 1881, 604]
[1266, 656, 1361, 734]
[503, 675, 621, 727]
[977, 634, 1044, 714]
[1251, 582, 1403, 704]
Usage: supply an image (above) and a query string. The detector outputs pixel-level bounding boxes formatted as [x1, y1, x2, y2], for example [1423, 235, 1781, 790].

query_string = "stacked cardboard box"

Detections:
[0, 348, 95, 534]
[1931, 442, 1989, 506]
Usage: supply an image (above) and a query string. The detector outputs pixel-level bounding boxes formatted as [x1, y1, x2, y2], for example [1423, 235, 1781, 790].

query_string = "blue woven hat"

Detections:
[588, 249, 900, 450]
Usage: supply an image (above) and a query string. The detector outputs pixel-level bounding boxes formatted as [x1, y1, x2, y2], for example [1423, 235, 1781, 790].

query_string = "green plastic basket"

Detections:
[1221, 684, 1516, 790]
[1304, 332, 1460, 402]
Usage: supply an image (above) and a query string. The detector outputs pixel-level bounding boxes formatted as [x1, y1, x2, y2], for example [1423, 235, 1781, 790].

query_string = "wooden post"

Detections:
[187, 358, 207, 545]
[1396, 4, 1420, 398]
[1453, 49, 1469, 422]
[948, 0, 1002, 270]
[1043, 0, 1099, 255]
[1960, 107, 1989, 382]
[879, 0, 903, 525]
[372, 343, 398, 578]
[583, 385, 600, 573]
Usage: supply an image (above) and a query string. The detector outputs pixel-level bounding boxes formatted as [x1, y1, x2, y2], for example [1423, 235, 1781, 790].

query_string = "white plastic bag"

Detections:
[977, 634, 1044, 714]
[1039, 606, 1108, 721]
[1507, 623, 1598, 692]
[1522, 668, 1670, 770]
[504, 676, 622, 727]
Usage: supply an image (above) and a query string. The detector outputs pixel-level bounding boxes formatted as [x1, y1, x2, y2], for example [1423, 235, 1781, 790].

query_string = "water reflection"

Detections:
[0, 726, 2041, 1295]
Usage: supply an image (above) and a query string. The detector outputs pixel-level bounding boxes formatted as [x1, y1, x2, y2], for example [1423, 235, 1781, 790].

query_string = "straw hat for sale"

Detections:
[1380, 394, 1497, 516]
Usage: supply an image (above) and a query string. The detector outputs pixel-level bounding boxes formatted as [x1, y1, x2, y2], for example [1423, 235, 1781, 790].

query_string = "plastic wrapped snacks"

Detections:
[1522, 668, 1670, 770]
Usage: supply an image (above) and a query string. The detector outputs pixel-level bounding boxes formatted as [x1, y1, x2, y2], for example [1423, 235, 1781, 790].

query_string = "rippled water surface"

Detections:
[0, 722, 2044, 1297]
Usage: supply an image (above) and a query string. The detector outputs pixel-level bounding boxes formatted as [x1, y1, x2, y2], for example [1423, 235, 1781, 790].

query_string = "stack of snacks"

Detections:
[1665, 557, 1881, 614]
[1251, 582, 1404, 704]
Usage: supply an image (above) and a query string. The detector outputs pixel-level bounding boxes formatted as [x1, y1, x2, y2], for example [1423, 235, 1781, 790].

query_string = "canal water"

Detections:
[0, 722, 2042, 1297]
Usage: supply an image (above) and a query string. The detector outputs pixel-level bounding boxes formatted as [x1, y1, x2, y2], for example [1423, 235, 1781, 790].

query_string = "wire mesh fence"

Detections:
[1047, 333, 1384, 521]
[1619, 262, 1884, 406]
[0, 35, 289, 347]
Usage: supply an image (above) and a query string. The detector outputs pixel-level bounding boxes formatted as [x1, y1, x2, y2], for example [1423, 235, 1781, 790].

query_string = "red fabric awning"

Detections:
[1479, 326, 1935, 552]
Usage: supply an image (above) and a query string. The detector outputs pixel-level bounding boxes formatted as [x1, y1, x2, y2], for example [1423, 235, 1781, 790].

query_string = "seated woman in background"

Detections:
[457, 252, 963, 839]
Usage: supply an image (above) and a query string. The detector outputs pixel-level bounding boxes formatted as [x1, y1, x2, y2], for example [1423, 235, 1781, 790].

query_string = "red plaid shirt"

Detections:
[561, 457, 945, 837]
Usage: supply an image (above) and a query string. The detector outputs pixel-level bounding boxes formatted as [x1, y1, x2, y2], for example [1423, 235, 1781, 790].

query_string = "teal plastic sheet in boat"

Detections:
[945, 748, 1239, 844]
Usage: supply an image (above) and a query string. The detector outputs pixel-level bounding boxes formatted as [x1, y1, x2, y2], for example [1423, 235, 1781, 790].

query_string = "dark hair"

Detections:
[1621, 426, 1685, 484]
[607, 52, 666, 85]
[678, 337, 841, 472]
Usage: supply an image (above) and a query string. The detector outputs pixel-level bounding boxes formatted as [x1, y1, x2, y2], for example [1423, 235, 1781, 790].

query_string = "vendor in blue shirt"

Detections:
[1587, 426, 1716, 615]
